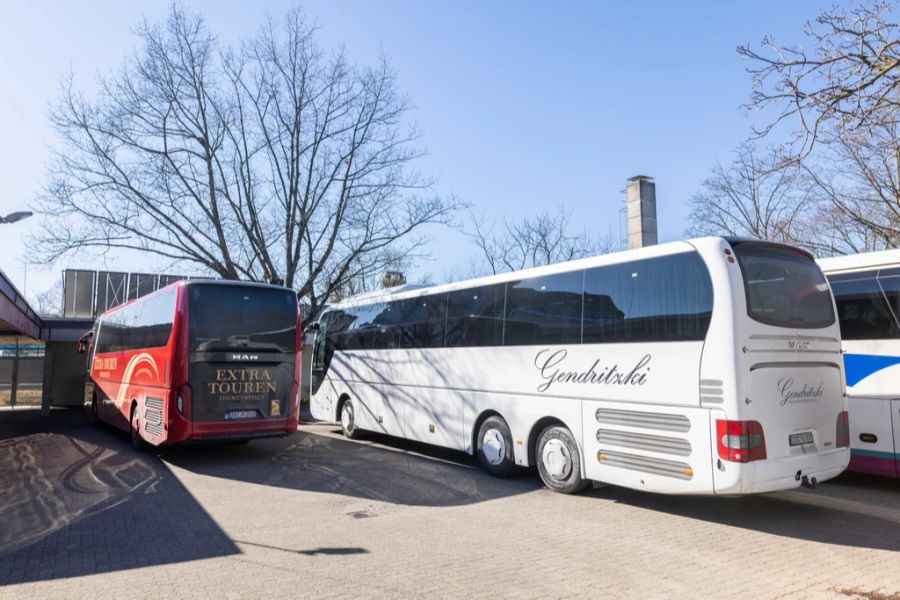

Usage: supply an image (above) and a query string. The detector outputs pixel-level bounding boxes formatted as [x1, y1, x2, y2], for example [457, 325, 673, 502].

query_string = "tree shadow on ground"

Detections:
[161, 424, 540, 508]
[0, 409, 239, 585]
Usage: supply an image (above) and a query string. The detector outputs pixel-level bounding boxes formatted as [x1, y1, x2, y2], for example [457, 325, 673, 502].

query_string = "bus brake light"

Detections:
[177, 384, 192, 417]
[836, 411, 850, 448]
[716, 419, 767, 463]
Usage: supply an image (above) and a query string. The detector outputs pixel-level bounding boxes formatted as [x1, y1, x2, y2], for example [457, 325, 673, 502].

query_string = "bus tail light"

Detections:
[836, 411, 850, 448]
[716, 419, 767, 462]
[177, 384, 192, 417]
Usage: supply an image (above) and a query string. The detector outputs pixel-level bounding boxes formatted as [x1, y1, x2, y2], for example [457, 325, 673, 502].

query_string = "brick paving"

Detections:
[0, 408, 898, 599]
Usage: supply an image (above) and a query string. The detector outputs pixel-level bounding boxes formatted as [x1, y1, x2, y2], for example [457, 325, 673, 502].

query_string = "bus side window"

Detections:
[504, 271, 583, 346]
[876, 274, 900, 337]
[399, 295, 447, 349]
[583, 253, 712, 344]
[445, 284, 505, 347]
[830, 272, 900, 340]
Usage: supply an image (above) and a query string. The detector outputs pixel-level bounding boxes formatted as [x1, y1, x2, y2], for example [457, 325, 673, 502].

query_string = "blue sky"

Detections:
[0, 0, 834, 301]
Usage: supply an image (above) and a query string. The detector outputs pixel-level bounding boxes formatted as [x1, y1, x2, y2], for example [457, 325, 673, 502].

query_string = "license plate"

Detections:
[225, 410, 259, 420]
[789, 431, 814, 446]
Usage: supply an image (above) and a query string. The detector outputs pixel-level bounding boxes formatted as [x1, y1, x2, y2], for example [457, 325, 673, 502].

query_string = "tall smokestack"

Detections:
[626, 175, 657, 249]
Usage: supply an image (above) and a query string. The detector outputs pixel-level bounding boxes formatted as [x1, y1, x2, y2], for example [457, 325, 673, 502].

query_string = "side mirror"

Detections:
[77, 331, 93, 354]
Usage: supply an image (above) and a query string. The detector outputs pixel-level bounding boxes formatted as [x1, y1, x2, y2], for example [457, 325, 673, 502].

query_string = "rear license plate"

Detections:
[789, 431, 814, 446]
[226, 410, 259, 420]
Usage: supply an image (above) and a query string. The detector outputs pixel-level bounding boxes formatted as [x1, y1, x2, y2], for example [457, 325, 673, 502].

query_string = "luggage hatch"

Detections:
[190, 354, 294, 423]
[743, 364, 843, 459]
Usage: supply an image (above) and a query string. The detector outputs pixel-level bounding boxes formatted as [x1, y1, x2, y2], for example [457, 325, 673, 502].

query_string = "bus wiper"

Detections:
[227, 335, 252, 348]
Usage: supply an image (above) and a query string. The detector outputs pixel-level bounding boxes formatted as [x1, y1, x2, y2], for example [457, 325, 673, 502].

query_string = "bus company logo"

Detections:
[231, 353, 259, 361]
[93, 357, 118, 371]
[534, 349, 651, 393]
[777, 378, 824, 406]
[208, 368, 277, 395]
[788, 340, 810, 351]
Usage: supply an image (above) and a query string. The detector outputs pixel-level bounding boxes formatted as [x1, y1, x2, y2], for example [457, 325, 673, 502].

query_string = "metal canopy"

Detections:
[0, 269, 40, 339]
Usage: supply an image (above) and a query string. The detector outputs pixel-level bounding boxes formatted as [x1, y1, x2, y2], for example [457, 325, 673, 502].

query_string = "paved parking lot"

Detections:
[0, 408, 899, 599]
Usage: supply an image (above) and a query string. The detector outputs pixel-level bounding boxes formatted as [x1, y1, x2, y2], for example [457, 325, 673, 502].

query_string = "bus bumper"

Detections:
[716, 448, 850, 494]
[167, 416, 298, 444]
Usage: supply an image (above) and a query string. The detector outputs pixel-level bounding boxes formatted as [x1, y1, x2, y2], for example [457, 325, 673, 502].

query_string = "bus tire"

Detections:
[536, 425, 589, 494]
[476, 416, 515, 478]
[130, 404, 146, 452]
[340, 399, 361, 440]
[90, 393, 99, 425]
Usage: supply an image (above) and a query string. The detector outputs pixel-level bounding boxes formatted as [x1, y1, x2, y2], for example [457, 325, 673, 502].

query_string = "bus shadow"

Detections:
[586, 472, 900, 551]
[0, 409, 239, 586]
[162, 425, 540, 508]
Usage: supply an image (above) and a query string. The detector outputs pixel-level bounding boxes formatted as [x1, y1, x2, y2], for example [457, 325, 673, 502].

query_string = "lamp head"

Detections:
[0, 211, 33, 224]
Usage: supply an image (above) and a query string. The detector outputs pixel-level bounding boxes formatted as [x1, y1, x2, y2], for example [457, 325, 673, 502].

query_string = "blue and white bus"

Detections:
[819, 250, 900, 478]
[310, 237, 850, 494]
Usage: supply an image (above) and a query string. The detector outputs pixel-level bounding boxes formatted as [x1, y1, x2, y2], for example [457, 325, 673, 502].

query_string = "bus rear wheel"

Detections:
[90, 394, 99, 425]
[476, 416, 515, 478]
[536, 425, 589, 494]
[130, 405, 146, 452]
[340, 399, 361, 440]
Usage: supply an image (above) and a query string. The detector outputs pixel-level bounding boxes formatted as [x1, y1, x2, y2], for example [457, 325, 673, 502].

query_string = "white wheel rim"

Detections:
[481, 428, 506, 466]
[542, 438, 572, 480]
[341, 405, 353, 432]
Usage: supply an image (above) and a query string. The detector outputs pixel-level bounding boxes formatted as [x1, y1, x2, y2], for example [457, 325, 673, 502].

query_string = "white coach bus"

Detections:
[819, 249, 900, 478]
[309, 237, 850, 494]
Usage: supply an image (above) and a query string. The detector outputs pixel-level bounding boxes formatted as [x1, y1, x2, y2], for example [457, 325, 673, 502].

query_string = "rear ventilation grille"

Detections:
[596, 429, 692, 457]
[595, 408, 690, 433]
[144, 397, 164, 436]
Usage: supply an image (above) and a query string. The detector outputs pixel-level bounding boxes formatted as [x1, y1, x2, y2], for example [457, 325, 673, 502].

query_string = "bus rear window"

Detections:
[732, 243, 835, 329]
[189, 285, 297, 353]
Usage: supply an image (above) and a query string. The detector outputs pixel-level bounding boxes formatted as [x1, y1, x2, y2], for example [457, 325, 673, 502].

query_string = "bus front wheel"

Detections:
[340, 399, 361, 440]
[536, 425, 589, 494]
[476, 416, 515, 478]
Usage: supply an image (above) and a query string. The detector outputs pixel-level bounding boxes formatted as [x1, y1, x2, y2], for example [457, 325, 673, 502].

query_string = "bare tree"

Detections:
[469, 208, 615, 275]
[802, 123, 900, 251]
[30, 5, 463, 317]
[686, 143, 823, 249]
[739, 1, 900, 158]
[739, 1, 900, 253]
[31, 280, 63, 317]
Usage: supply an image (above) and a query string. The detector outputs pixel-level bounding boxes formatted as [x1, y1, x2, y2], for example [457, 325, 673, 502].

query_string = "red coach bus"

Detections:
[79, 280, 301, 448]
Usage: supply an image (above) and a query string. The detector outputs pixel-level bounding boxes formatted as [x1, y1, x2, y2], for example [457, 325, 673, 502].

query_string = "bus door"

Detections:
[308, 321, 336, 419]
[308, 324, 325, 396]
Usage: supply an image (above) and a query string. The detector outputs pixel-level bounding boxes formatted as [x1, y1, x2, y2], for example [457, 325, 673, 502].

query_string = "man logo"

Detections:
[232, 354, 259, 361]
[788, 340, 810, 351]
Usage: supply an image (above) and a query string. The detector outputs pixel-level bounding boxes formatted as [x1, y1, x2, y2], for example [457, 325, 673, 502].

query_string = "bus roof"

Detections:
[97, 279, 295, 319]
[325, 236, 730, 310]
[817, 248, 900, 274]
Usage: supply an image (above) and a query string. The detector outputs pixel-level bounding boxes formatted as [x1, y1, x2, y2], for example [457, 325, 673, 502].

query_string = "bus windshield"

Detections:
[732, 242, 835, 329]
[189, 285, 297, 353]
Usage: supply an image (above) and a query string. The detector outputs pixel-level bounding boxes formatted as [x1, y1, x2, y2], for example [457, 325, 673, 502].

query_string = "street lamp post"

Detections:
[0, 211, 33, 225]
[0, 211, 34, 408]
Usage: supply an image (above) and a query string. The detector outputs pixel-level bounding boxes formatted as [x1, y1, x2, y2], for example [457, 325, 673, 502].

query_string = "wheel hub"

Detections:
[481, 429, 506, 465]
[542, 438, 572, 479]
[341, 406, 353, 431]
